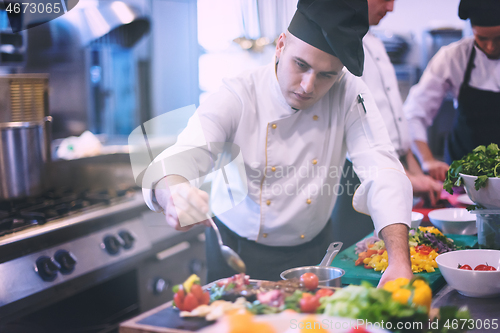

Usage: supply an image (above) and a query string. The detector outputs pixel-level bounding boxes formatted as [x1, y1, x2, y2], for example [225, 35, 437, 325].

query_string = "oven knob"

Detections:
[118, 230, 135, 250]
[103, 235, 121, 255]
[35, 256, 61, 282]
[54, 250, 77, 274]
[153, 278, 169, 295]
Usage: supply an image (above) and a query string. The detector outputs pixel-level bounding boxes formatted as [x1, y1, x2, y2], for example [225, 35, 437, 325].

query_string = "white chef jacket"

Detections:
[404, 37, 500, 143]
[143, 62, 412, 246]
[362, 32, 411, 158]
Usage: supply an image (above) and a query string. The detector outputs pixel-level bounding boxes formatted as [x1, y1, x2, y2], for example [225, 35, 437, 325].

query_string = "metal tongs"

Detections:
[206, 213, 246, 273]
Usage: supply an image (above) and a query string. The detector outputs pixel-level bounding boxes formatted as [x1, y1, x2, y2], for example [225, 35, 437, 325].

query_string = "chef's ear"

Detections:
[275, 32, 287, 58]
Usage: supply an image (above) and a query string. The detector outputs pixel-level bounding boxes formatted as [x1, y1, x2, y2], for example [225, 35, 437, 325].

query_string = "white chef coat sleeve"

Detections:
[142, 84, 242, 212]
[403, 46, 461, 143]
[344, 81, 413, 237]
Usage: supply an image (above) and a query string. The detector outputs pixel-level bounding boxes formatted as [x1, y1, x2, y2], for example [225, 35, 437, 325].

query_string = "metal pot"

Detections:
[0, 118, 52, 200]
[280, 242, 344, 287]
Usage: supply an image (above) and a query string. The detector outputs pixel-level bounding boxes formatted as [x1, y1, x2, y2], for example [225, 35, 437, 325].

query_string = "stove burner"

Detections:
[0, 187, 137, 236]
[0, 212, 47, 236]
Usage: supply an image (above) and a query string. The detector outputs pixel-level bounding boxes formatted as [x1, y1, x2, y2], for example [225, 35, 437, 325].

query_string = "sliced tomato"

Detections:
[174, 291, 185, 311]
[365, 249, 378, 257]
[415, 245, 437, 255]
[183, 293, 199, 312]
[201, 291, 210, 305]
[190, 284, 204, 302]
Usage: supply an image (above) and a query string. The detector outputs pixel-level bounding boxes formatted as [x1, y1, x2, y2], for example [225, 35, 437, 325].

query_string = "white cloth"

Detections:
[404, 37, 500, 143]
[143, 62, 412, 246]
[361, 32, 411, 157]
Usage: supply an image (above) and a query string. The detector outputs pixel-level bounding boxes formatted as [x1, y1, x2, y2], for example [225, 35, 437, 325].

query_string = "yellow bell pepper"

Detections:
[392, 288, 412, 305]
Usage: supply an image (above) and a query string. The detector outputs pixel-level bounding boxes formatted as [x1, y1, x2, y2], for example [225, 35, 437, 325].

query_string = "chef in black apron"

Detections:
[446, 0, 500, 162]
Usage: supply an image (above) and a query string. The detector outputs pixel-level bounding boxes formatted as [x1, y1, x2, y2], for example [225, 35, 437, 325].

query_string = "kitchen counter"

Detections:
[431, 285, 500, 333]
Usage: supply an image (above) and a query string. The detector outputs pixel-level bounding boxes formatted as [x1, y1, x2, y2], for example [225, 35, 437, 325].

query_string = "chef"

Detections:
[404, 0, 500, 181]
[143, 0, 413, 285]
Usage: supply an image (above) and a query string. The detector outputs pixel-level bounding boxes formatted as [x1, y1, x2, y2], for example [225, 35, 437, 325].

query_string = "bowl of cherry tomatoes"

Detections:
[436, 249, 500, 298]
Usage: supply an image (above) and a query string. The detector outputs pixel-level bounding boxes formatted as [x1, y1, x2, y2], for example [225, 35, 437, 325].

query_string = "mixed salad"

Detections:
[170, 273, 471, 333]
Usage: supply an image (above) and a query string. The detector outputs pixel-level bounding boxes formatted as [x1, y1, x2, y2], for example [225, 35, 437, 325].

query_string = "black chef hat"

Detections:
[288, 0, 369, 77]
[459, 0, 500, 27]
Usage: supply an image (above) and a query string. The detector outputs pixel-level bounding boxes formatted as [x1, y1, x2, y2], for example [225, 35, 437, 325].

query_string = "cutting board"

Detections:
[330, 233, 478, 292]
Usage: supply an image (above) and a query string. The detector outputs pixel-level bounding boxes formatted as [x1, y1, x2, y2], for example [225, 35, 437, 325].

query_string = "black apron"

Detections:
[205, 217, 335, 282]
[445, 45, 500, 164]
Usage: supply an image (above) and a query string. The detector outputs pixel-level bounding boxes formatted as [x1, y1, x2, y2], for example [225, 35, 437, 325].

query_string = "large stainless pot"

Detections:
[0, 118, 52, 199]
[0, 74, 50, 200]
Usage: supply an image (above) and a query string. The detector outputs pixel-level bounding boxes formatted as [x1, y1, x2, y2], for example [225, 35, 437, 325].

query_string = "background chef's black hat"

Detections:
[288, 0, 369, 77]
[459, 0, 500, 27]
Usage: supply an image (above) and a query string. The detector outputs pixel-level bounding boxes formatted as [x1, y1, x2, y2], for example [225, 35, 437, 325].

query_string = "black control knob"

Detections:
[103, 235, 121, 255]
[118, 230, 135, 250]
[35, 256, 60, 281]
[152, 278, 169, 295]
[54, 250, 77, 274]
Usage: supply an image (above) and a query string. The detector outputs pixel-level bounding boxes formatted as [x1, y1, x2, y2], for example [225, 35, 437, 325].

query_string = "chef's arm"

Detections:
[377, 223, 413, 287]
[412, 140, 449, 182]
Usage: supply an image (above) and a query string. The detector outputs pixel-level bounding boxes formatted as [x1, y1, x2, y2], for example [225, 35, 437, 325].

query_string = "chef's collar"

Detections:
[459, 0, 500, 27]
[288, 0, 369, 77]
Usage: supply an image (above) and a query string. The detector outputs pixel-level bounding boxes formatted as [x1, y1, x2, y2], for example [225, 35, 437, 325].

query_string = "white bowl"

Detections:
[428, 208, 477, 235]
[411, 211, 424, 229]
[460, 173, 500, 209]
[436, 249, 500, 298]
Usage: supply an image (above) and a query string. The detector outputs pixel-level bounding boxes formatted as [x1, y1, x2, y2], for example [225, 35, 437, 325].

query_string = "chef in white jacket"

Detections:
[143, 0, 413, 285]
[404, 0, 500, 181]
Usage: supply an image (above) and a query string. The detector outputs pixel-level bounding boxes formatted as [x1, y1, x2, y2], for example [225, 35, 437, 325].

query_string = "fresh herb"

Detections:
[284, 290, 303, 312]
[444, 144, 500, 194]
[246, 300, 281, 315]
[466, 204, 485, 212]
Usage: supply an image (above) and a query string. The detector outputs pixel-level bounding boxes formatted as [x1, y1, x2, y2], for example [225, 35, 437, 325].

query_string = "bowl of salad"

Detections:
[436, 249, 500, 298]
[444, 144, 500, 209]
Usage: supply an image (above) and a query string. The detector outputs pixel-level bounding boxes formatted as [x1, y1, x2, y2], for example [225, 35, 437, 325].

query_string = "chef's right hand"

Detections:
[154, 176, 211, 231]
[421, 159, 449, 182]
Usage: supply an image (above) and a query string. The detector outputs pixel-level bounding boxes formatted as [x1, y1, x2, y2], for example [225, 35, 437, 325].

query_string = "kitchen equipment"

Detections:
[428, 208, 477, 235]
[330, 233, 478, 291]
[460, 173, 500, 209]
[411, 211, 424, 229]
[206, 213, 246, 273]
[0, 74, 51, 200]
[471, 209, 500, 250]
[280, 242, 344, 287]
[436, 249, 500, 298]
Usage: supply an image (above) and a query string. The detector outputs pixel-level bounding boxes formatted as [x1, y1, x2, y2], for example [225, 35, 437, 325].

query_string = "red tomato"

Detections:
[190, 284, 204, 302]
[173, 292, 185, 311]
[201, 291, 210, 305]
[183, 293, 199, 312]
[475, 263, 497, 271]
[299, 294, 320, 313]
[458, 264, 472, 270]
[415, 245, 437, 255]
[300, 272, 319, 291]
[316, 288, 334, 298]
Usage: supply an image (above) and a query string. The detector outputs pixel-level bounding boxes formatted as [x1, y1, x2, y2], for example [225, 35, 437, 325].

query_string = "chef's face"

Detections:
[275, 32, 344, 110]
[367, 0, 394, 26]
[473, 25, 500, 59]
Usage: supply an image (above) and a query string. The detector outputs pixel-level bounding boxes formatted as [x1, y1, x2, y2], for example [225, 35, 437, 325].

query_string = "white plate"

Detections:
[198, 313, 391, 333]
[457, 194, 474, 206]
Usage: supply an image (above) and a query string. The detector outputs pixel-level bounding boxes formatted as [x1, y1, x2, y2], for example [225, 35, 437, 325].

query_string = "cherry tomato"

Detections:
[300, 272, 319, 291]
[173, 292, 185, 311]
[475, 263, 497, 271]
[190, 284, 204, 302]
[316, 288, 334, 298]
[299, 294, 320, 313]
[201, 291, 211, 305]
[458, 264, 472, 270]
[183, 293, 199, 312]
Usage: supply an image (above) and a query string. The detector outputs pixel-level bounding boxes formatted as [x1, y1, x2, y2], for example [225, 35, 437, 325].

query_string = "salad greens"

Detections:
[409, 228, 460, 254]
[444, 143, 500, 194]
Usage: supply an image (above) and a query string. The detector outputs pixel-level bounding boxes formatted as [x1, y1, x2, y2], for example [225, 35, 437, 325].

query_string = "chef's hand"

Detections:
[154, 175, 211, 231]
[377, 224, 413, 288]
[408, 173, 442, 207]
[421, 159, 449, 182]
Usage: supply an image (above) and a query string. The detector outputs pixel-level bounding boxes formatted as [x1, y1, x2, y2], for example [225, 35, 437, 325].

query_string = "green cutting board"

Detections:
[331, 234, 477, 293]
